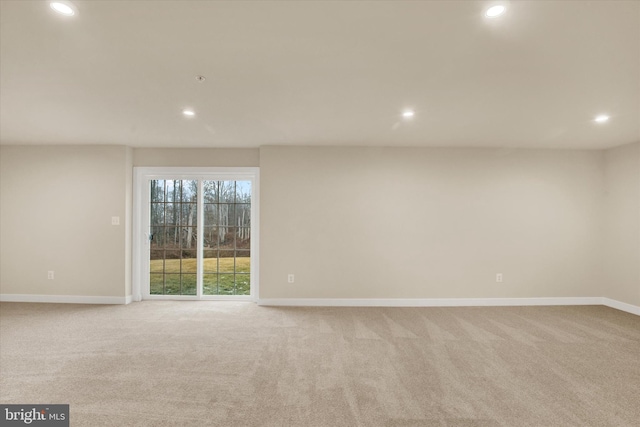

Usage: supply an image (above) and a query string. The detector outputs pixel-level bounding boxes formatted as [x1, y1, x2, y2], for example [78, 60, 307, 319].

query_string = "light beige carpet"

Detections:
[0, 302, 639, 426]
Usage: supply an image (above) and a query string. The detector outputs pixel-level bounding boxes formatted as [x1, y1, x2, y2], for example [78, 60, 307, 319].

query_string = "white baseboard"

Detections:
[0, 294, 130, 305]
[257, 297, 603, 308]
[602, 298, 640, 316]
[2, 294, 637, 315]
[258, 297, 639, 316]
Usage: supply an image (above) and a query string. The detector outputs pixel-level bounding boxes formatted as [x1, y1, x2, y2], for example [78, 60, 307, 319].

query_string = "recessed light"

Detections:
[50, 1, 77, 16]
[182, 109, 196, 117]
[485, 5, 506, 18]
[594, 115, 610, 123]
[402, 110, 415, 119]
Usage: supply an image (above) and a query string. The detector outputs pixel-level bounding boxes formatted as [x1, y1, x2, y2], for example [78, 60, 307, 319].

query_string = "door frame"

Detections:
[132, 167, 260, 302]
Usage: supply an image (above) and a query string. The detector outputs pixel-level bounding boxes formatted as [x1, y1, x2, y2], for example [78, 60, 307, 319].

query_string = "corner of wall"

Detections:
[602, 141, 640, 307]
[124, 146, 133, 297]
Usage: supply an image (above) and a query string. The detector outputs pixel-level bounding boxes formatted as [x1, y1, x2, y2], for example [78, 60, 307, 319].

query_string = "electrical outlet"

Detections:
[288, 274, 295, 283]
[111, 216, 120, 225]
[48, 271, 55, 280]
[496, 273, 503, 283]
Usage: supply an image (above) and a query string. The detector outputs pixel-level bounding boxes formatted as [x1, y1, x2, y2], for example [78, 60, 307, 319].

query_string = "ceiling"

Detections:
[1, 0, 638, 149]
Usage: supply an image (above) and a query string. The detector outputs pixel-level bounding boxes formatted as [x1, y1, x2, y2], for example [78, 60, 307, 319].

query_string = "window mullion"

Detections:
[196, 179, 204, 298]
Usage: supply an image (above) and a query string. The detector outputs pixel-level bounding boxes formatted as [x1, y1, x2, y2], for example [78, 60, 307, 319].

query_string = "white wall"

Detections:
[259, 146, 604, 299]
[2, 143, 637, 308]
[133, 148, 259, 167]
[0, 145, 132, 300]
[603, 142, 640, 306]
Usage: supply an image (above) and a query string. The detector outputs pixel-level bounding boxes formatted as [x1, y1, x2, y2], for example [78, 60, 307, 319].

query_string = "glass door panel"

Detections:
[149, 179, 198, 296]
[202, 180, 251, 296]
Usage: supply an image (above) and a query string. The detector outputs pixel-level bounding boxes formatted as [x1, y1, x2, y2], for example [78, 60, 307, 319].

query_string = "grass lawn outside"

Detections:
[150, 257, 250, 295]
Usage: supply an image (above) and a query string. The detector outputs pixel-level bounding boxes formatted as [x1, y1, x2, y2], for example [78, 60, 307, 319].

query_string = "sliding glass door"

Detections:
[133, 168, 258, 301]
